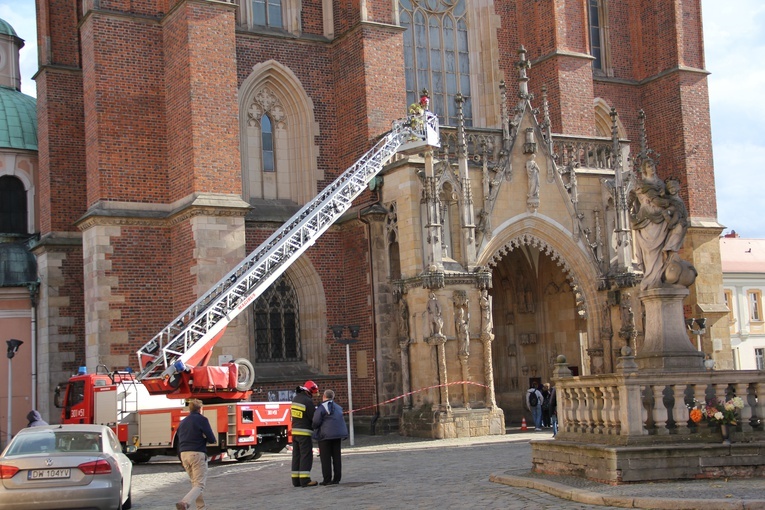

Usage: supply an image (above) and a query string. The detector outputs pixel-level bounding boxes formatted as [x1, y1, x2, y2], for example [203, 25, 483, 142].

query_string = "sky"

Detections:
[2, 1, 764, 238]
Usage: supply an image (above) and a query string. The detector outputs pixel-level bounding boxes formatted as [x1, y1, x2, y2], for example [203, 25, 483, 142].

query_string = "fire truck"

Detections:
[54, 362, 290, 463]
[53, 110, 439, 463]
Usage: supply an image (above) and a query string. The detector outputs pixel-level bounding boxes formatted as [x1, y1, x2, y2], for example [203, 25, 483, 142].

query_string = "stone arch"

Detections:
[239, 60, 321, 205]
[285, 254, 329, 372]
[477, 215, 602, 363]
[593, 98, 627, 138]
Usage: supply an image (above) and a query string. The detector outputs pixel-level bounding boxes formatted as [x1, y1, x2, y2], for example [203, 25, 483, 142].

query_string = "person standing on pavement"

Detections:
[549, 383, 558, 437]
[312, 389, 349, 486]
[540, 383, 551, 428]
[175, 398, 216, 510]
[525, 382, 544, 431]
[291, 380, 319, 487]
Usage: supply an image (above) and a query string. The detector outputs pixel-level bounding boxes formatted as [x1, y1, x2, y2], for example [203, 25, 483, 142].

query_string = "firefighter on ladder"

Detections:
[291, 380, 319, 487]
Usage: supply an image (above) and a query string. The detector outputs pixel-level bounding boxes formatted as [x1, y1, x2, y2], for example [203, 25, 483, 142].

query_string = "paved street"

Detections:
[130, 432, 624, 510]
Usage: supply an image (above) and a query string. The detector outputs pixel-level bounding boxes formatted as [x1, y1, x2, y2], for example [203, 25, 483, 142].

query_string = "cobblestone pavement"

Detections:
[129, 431, 765, 510]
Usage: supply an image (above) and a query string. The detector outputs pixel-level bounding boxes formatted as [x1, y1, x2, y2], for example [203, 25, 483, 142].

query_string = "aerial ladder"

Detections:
[136, 110, 440, 398]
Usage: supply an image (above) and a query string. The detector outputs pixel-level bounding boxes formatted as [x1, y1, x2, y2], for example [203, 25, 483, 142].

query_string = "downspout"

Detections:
[28, 280, 40, 411]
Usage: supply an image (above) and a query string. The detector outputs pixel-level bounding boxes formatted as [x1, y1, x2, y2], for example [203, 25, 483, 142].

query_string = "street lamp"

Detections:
[685, 317, 707, 352]
[6, 339, 23, 446]
[330, 325, 360, 446]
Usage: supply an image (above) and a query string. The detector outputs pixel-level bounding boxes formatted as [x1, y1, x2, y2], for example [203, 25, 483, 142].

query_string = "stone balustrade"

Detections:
[553, 357, 765, 445]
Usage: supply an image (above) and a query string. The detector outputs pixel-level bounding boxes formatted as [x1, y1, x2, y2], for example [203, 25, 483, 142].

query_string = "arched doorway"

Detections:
[489, 244, 585, 419]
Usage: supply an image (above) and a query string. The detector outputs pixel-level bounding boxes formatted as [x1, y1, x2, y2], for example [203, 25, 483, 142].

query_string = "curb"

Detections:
[489, 472, 765, 510]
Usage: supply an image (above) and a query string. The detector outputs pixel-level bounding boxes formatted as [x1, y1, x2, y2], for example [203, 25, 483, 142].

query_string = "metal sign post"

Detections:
[330, 326, 360, 446]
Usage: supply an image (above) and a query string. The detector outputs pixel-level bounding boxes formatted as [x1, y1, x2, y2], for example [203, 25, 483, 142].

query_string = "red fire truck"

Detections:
[54, 361, 291, 463]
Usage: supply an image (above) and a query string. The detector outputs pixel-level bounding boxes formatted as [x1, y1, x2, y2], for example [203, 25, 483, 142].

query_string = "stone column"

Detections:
[426, 335, 450, 411]
[635, 287, 704, 372]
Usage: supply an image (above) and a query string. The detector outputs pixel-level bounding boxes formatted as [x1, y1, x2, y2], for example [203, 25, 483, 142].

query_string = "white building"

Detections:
[721, 235, 765, 370]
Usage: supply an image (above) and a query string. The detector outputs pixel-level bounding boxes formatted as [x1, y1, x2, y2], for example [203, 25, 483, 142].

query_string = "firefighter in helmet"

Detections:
[291, 380, 319, 487]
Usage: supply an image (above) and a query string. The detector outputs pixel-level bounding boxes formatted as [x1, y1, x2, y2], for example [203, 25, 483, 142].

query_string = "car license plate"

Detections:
[28, 469, 71, 480]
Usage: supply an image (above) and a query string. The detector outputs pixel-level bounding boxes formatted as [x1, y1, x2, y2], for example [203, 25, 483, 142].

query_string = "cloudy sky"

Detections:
[2, 1, 763, 238]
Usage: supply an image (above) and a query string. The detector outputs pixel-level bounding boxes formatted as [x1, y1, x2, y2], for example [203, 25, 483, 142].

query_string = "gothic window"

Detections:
[0, 175, 27, 234]
[400, 0, 472, 127]
[588, 0, 612, 76]
[253, 274, 301, 362]
[253, 0, 282, 28]
[261, 114, 275, 173]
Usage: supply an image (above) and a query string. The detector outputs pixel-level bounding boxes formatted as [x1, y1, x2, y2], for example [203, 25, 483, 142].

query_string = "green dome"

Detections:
[0, 19, 19, 38]
[0, 87, 37, 151]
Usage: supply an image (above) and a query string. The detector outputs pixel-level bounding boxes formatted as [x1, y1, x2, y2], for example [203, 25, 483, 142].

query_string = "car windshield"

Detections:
[6, 431, 102, 455]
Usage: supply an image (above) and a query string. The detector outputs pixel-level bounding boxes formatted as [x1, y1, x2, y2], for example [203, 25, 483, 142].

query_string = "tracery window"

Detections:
[588, 0, 612, 76]
[261, 114, 275, 173]
[400, 0, 472, 126]
[253, 274, 301, 362]
[0, 175, 27, 234]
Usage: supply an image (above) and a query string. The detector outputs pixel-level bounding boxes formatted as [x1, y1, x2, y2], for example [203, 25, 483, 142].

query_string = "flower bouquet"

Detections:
[689, 396, 744, 426]
[689, 396, 744, 444]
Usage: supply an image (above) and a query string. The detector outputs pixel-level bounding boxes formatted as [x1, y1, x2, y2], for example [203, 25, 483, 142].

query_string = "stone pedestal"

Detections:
[636, 287, 703, 372]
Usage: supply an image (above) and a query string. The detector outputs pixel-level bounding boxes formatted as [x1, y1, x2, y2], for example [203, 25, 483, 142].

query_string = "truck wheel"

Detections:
[235, 452, 263, 463]
[234, 358, 255, 391]
[127, 451, 152, 464]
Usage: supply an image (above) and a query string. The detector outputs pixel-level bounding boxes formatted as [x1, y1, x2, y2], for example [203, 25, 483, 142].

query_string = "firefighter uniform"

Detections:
[291, 383, 318, 487]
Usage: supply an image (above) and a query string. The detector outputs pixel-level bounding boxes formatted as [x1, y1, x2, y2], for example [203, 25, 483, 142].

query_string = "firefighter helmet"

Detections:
[304, 380, 319, 394]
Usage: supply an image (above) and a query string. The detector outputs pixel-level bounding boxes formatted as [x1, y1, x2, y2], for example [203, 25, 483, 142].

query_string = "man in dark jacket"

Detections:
[26, 410, 48, 427]
[175, 399, 216, 510]
[291, 380, 319, 487]
[312, 389, 349, 485]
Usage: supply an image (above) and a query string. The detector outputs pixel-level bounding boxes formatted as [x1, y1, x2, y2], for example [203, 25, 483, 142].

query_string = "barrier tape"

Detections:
[342, 380, 489, 415]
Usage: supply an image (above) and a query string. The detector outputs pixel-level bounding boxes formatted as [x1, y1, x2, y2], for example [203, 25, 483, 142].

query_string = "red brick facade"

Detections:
[34, 0, 719, 424]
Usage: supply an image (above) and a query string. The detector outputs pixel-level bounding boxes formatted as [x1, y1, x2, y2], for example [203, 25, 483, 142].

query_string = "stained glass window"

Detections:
[261, 114, 275, 172]
[400, 0, 471, 126]
[254, 274, 300, 362]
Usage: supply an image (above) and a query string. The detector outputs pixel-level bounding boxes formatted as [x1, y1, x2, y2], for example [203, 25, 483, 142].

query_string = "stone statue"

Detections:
[479, 289, 494, 340]
[427, 292, 444, 338]
[628, 160, 695, 290]
[398, 298, 410, 340]
[456, 306, 470, 356]
[526, 154, 540, 200]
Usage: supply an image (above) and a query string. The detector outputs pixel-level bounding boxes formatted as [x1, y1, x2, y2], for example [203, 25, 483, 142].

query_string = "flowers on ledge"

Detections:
[689, 396, 745, 426]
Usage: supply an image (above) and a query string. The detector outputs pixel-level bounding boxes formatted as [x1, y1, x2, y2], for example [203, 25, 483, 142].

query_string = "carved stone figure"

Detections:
[398, 298, 410, 340]
[427, 292, 444, 338]
[480, 289, 494, 340]
[628, 160, 695, 290]
[456, 306, 470, 356]
[526, 154, 540, 200]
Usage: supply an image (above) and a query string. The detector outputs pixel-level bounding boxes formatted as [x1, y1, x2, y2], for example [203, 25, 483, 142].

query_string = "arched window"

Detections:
[261, 114, 275, 173]
[253, 274, 301, 362]
[0, 175, 27, 234]
[400, 0, 471, 127]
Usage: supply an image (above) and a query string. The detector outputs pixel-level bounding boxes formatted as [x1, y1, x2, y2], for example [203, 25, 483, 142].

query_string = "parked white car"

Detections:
[0, 424, 132, 510]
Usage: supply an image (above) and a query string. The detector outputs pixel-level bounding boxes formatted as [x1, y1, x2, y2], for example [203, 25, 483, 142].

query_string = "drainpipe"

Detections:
[28, 280, 39, 411]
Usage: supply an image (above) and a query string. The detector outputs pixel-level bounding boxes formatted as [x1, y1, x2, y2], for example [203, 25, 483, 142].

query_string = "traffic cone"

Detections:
[521, 417, 528, 431]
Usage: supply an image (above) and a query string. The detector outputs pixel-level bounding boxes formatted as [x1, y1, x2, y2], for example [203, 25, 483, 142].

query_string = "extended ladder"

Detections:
[136, 111, 439, 388]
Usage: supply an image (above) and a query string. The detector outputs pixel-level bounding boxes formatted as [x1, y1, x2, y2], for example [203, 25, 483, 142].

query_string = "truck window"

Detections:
[69, 380, 85, 406]
[242, 410, 253, 423]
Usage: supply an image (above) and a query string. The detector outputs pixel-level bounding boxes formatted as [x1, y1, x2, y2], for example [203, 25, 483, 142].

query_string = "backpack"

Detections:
[541, 394, 550, 411]
[529, 391, 538, 407]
